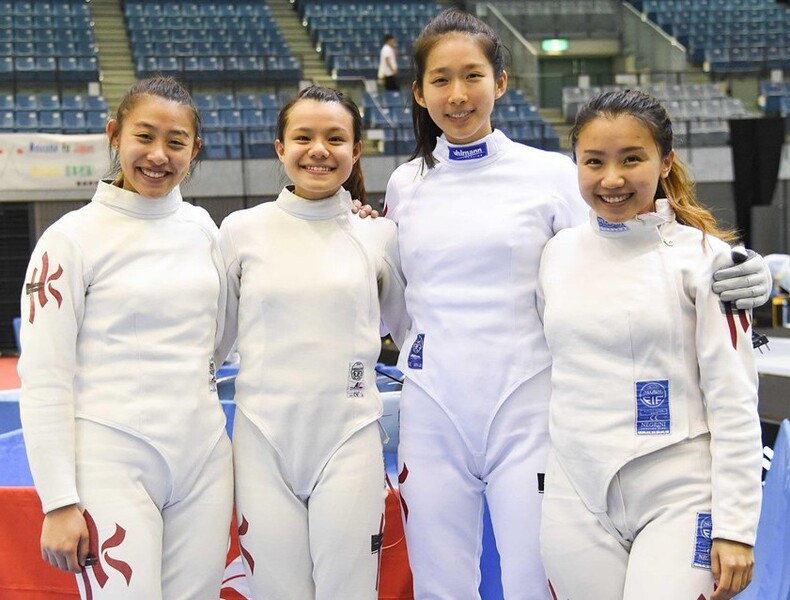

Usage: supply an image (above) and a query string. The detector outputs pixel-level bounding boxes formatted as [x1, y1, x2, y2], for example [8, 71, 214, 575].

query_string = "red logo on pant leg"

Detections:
[25, 251, 64, 324]
[548, 579, 558, 600]
[237, 515, 256, 574]
[81, 510, 133, 593]
[397, 464, 409, 521]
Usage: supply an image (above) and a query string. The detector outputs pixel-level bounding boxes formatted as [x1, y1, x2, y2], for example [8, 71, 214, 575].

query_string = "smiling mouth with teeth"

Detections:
[601, 194, 629, 204]
[141, 168, 166, 179]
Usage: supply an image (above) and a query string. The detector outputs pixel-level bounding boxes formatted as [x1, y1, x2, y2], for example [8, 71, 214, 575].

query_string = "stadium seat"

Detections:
[14, 93, 36, 110]
[38, 110, 63, 133]
[37, 93, 60, 110]
[62, 110, 86, 133]
[0, 109, 13, 131]
[61, 93, 85, 111]
[202, 130, 229, 159]
[85, 110, 107, 132]
[14, 110, 38, 131]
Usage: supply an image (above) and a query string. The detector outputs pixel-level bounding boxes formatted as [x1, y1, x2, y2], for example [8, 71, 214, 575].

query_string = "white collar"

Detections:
[433, 129, 508, 168]
[275, 186, 352, 220]
[590, 198, 675, 238]
[93, 180, 182, 219]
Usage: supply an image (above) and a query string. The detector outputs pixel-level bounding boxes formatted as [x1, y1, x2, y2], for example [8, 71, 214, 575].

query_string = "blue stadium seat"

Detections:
[236, 92, 261, 110]
[58, 56, 98, 82]
[62, 110, 86, 133]
[0, 109, 13, 130]
[219, 109, 243, 130]
[202, 130, 229, 160]
[39, 110, 63, 133]
[245, 129, 277, 159]
[86, 95, 106, 111]
[14, 110, 38, 131]
[241, 109, 265, 129]
[14, 93, 36, 110]
[35, 56, 57, 81]
[14, 56, 36, 81]
[85, 110, 107, 132]
[214, 93, 236, 110]
[201, 109, 222, 131]
[61, 92, 85, 111]
[258, 93, 279, 110]
[0, 93, 11, 110]
[225, 129, 242, 159]
[193, 93, 216, 111]
[0, 56, 11, 81]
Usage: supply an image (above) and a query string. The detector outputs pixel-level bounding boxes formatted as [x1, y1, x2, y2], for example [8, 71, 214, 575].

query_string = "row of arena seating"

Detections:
[0, 109, 106, 133]
[562, 82, 750, 120]
[0, 0, 97, 83]
[134, 55, 301, 84]
[125, 2, 301, 84]
[0, 56, 98, 83]
[0, 91, 108, 134]
[0, 41, 97, 58]
[489, 0, 618, 39]
[298, 1, 438, 18]
[302, 1, 440, 79]
[561, 83, 754, 147]
[626, 0, 790, 73]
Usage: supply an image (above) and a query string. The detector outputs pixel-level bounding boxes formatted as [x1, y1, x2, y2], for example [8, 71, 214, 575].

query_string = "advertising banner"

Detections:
[0, 133, 109, 192]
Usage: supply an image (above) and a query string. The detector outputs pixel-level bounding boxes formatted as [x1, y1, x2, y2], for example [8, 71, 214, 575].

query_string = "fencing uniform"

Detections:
[537, 200, 763, 599]
[18, 181, 233, 599]
[217, 186, 408, 599]
[383, 130, 587, 599]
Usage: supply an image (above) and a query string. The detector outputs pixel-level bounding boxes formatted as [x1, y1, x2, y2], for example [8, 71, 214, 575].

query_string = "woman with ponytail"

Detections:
[214, 86, 408, 599]
[538, 89, 761, 600]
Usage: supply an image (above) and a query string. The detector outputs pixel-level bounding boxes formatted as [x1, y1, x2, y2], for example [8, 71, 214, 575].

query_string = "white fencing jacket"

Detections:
[538, 200, 762, 545]
[19, 181, 227, 513]
[217, 186, 407, 493]
[384, 130, 587, 455]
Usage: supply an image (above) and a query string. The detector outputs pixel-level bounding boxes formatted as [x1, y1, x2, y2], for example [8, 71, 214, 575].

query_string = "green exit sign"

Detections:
[541, 38, 569, 53]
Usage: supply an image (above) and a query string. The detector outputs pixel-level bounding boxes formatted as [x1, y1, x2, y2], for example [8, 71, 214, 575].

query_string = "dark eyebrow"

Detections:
[289, 126, 349, 135]
[134, 120, 191, 138]
[581, 146, 647, 155]
[427, 63, 487, 74]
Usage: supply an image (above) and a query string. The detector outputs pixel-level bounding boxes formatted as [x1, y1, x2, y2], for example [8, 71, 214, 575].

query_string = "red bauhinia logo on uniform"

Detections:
[25, 251, 63, 324]
[80, 510, 133, 599]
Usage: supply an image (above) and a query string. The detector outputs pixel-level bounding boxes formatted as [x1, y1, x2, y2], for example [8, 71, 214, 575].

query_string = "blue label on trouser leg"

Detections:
[408, 334, 424, 369]
[693, 512, 713, 569]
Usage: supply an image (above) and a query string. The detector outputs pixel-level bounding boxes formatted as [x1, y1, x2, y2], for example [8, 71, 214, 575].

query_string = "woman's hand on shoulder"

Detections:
[712, 248, 771, 309]
[41, 504, 90, 573]
[352, 199, 379, 219]
[710, 538, 754, 600]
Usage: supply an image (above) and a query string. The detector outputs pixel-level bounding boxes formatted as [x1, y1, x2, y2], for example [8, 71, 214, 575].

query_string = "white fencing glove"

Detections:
[712, 247, 772, 310]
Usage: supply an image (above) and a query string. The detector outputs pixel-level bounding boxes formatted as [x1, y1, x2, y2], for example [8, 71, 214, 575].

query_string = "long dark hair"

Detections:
[571, 89, 737, 242]
[107, 76, 202, 179]
[410, 9, 506, 169]
[276, 85, 366, 203]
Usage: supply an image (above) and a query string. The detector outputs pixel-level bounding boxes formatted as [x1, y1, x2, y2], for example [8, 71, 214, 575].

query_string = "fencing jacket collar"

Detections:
[434, 129, 507, 168]
[94, 179, 182, 219]
[590, 198, 674, 239]
[276, 185, 352, 220]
